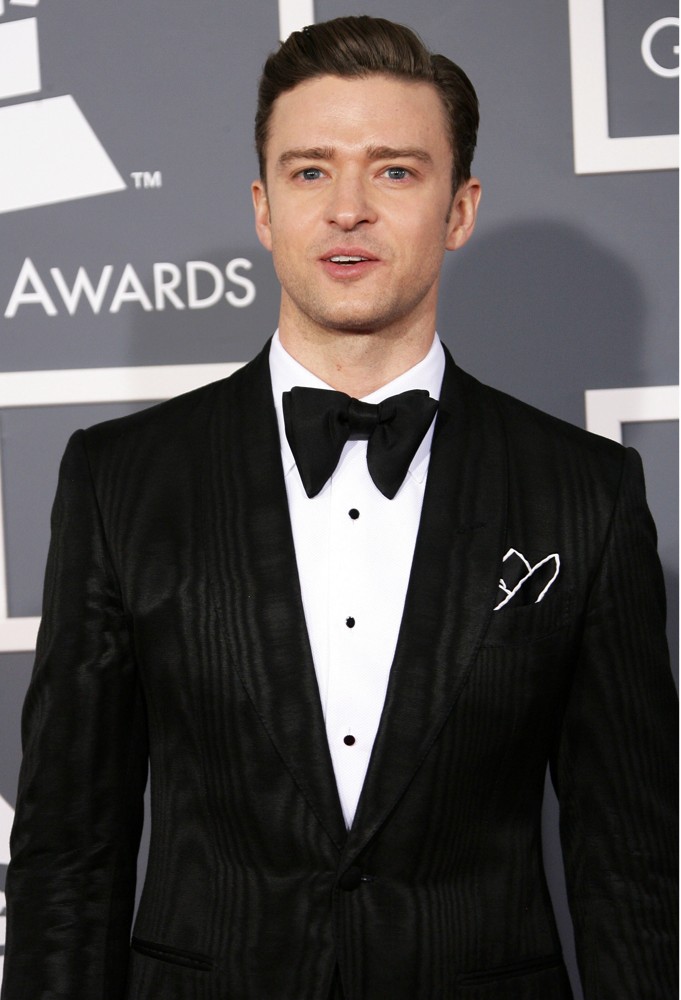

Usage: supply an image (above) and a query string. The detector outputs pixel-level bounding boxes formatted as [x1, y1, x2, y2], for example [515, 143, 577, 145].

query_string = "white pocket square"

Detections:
[494, 548, 560, 611]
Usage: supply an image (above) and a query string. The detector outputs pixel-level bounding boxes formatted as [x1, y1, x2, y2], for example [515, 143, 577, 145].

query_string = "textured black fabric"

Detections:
[2, 343, 677, 1000]
[328, 967, 345, 999]
[282, 385, 438, 498]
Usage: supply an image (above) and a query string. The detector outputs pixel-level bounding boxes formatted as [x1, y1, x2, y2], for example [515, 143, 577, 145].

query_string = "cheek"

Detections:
[269, 208, 313, 249]
[397, 203, 449, 242]
[403, 219, 449, 267]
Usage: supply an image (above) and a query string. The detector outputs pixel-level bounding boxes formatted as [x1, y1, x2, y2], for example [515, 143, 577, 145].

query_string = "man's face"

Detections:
[252, 74, 480, 346]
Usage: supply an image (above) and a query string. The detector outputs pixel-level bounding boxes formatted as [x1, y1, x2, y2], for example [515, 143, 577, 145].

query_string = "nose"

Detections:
[326, 171, 377, 230]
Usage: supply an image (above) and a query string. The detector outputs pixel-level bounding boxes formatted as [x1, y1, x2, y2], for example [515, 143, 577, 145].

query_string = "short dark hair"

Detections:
[255, 15, 479, 195]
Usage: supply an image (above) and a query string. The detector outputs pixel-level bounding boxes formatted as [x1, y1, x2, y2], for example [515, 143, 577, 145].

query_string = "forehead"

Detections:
[266, 74, 451, 158]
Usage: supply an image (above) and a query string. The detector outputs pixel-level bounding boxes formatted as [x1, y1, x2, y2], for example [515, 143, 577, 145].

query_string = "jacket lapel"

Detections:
[343, 350, 508, 861]
[203, 342, 347, 851]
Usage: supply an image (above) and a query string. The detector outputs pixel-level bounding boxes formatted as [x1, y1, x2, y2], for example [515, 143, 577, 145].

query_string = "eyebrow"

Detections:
[276, 147, 335, 169]
[366, 145, 433, 165]
[276, 145, 434, 169]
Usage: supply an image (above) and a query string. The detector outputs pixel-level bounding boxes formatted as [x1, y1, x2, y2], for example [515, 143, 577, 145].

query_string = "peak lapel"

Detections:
[344, 352, 508, 860]
[203, 343, 347, 851]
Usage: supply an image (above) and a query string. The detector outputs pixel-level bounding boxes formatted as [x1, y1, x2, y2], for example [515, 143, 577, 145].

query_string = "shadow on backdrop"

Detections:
[439, 219, 647, 430]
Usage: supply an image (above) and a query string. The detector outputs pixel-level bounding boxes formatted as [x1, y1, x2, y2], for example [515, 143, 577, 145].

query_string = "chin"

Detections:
[327, 323, 378, 335]
[316, 312, 389, 335]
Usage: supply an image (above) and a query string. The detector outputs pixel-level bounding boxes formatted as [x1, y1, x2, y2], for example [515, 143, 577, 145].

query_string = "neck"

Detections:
[278, 325, 436, 398]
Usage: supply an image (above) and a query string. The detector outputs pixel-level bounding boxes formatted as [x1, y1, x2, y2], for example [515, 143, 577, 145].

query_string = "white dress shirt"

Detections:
[269, 331, 445, 828]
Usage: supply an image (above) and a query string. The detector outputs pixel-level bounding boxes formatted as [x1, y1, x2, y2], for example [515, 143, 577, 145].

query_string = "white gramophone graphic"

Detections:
[0, 0, 126, 214]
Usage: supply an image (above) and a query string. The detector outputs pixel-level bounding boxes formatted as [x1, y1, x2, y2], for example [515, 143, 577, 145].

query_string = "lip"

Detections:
[319, 247, 381, 279]
[320, 247, 380, 262]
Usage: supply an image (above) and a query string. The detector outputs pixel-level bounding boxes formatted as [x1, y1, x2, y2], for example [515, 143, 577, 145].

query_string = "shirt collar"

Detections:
[269, 330, 445, 484]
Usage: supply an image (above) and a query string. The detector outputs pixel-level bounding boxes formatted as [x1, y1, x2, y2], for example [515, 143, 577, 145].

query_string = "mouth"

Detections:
[326, 254, 371, 265]
[320, 249, 380, 278]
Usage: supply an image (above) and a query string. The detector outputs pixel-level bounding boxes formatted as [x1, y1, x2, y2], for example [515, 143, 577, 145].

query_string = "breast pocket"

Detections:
[481, 588, 575, 648]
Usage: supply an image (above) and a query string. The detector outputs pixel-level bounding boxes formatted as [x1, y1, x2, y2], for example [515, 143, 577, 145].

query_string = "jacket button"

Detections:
[338, 866, 363, 891]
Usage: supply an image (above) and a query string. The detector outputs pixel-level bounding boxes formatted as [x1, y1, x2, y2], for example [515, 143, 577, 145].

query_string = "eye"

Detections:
[297, 167, 323, 181]
[384, 166, 410, 180]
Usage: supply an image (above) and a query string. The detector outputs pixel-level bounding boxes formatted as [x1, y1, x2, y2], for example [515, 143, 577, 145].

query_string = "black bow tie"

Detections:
[282, 386, 438, 499]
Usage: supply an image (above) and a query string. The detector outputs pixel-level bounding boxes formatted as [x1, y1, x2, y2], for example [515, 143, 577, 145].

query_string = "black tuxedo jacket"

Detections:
[3, 344, 677, 1000]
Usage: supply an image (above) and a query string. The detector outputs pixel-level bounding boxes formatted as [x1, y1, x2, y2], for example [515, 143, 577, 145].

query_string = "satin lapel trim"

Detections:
[203, 343, 347, 850]
[344, 353, 508, 860]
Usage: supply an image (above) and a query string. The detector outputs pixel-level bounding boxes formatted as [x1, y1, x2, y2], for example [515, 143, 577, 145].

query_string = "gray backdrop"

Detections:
[0, 2, 678, 995]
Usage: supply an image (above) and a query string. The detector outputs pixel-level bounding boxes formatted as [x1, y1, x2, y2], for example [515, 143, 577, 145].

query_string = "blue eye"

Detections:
[299, 168, 322, 181]
[386, 167, 409, 180]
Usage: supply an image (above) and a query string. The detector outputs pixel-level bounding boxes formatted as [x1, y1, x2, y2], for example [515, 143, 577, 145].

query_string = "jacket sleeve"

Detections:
[551, 447, 678, 1000]
[2, 430, 148, 1000]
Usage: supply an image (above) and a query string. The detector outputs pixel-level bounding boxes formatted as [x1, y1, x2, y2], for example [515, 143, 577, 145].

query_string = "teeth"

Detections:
[329, 255, 367, 263]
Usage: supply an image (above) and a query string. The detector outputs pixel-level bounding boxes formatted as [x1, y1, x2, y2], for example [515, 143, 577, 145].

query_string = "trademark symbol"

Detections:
[130, 170, 163, 190]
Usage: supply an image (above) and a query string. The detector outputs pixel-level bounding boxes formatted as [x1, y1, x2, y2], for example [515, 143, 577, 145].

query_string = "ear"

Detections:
[251, 179, 273, 252]
[445, 178, 481, 252]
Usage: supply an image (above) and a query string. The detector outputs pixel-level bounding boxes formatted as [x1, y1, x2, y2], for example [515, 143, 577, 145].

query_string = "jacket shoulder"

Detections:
[466, 369, 626, 476]
[77, 345, 269, 461]
[445, 361, 635, 529]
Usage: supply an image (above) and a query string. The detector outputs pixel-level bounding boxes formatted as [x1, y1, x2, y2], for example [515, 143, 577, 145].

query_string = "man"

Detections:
[2, 15, 676, 1000]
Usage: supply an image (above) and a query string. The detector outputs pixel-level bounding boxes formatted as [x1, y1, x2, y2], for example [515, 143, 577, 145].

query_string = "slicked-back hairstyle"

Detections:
[255, 15, 479, 195]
